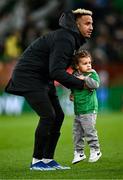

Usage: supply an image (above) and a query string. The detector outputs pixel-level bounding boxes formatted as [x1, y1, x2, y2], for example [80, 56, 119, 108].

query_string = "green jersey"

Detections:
[72, 70, 100, 115]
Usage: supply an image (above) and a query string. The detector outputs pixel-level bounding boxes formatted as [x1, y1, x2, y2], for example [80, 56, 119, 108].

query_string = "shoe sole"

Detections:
[53, 166, 71, 170]
[30, 167, 56, 171]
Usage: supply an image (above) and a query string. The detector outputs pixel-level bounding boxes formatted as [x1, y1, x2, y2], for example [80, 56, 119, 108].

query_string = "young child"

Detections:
[70, 49, 102, 163]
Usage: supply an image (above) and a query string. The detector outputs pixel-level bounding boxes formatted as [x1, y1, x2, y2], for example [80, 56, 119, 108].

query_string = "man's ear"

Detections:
[76, 16, 82, 27]
[76, 20, 80, 28]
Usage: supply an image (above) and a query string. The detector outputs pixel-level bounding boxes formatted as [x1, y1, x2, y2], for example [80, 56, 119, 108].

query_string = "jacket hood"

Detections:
[59, 11, 80, 34]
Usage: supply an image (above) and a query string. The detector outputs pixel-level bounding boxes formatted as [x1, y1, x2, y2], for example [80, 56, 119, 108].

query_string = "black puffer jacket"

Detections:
[5, 11, 86, 95]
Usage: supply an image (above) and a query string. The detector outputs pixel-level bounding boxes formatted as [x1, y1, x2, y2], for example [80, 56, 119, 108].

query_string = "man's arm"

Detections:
[49, 37, 84, 89]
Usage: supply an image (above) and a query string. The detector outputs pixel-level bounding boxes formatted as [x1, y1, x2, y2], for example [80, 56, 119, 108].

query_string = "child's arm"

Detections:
[85, 70, 100, 89]
[77, 70, 100, 89]
[84, 76, 99, 89]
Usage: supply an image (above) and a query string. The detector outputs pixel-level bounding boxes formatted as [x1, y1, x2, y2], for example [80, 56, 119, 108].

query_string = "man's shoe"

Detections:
[46, 160, 71, 170]
[30, 161, 56, 171]
[88, 149, 102, 163]
[72, 151, 86, 164]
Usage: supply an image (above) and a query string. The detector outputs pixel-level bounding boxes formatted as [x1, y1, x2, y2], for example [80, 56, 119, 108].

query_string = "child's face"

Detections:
[77, 56, 92, 73]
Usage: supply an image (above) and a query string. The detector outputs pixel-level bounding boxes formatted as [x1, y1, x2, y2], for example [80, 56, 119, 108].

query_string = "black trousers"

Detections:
[23, 85, 64, 159]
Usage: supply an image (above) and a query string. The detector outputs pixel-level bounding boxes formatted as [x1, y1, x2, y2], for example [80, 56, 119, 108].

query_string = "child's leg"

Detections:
[80, 113, 102, 162]
[81, 113, 100, 150]
[72, 115, 86, 164]
[73, 115, 85, 153]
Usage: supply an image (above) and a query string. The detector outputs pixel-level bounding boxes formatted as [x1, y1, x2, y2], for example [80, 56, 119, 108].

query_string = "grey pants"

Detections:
[73, 113, 100, 153]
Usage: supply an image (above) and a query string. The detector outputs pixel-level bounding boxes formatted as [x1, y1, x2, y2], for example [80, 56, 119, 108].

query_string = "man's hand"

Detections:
[76, 73, 91, 80]
[77, 74, 85, 80]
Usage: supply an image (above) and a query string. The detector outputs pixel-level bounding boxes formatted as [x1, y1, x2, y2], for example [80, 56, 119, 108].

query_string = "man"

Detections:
[5, 8, 93, 170]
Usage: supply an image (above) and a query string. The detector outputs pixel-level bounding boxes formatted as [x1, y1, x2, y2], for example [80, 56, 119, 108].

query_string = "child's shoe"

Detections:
[88, 149, 102, 163]
[72, 151, 86, 164]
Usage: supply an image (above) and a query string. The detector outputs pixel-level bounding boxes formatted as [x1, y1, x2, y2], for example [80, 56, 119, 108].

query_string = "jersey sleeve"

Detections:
[84, 70, 100, 89]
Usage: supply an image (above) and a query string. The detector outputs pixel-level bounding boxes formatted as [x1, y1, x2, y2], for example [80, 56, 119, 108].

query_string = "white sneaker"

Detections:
[72, 151, 86, 164]
[89, 149, 102, 163]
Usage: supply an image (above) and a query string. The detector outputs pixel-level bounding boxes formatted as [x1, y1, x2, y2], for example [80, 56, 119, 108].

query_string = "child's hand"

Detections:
[69, 94, 74, 101]
[87, 68, 94, 72]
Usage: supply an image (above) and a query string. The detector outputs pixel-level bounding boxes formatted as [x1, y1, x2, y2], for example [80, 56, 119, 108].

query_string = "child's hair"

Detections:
[72, 49, 92, 70]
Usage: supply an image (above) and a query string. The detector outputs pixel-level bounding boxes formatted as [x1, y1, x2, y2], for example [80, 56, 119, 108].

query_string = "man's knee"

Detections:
[35, 116, 55, 137]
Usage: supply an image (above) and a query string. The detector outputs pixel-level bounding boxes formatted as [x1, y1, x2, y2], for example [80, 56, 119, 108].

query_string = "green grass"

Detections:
[0, 112, 123, 179]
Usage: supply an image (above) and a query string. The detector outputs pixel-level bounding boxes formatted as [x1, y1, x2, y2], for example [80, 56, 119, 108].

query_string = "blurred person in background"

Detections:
[5, 8, 93, 170]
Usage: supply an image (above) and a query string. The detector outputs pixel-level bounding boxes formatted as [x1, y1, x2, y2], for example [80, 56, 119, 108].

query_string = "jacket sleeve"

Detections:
[84, 71, 100, 89]
[49, 36, 84, 89]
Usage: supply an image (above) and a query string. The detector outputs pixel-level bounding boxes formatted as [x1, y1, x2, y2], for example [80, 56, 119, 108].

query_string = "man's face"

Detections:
[76, 15, 93, 38]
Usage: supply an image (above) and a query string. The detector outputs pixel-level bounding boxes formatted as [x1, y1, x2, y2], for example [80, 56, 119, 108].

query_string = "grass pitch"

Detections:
[0, 112, 123, 179]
